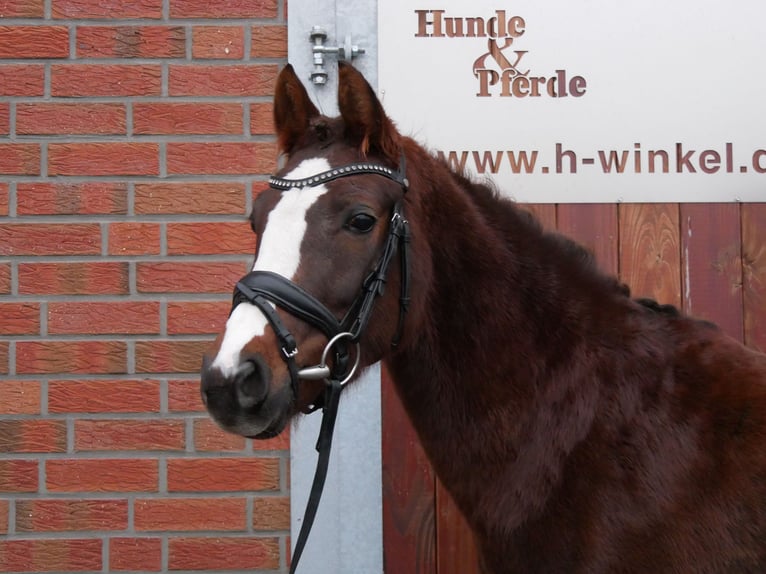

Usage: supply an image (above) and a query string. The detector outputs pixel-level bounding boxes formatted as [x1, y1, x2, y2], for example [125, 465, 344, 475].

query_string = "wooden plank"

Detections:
[381, 366, 436, 574]
[523, 203, 557, 231]
[618, 203, 682, 306]
[557, 203, 619, 275]
[680, 203, 744, 341]
[742, 203, 766, 352]
[436, 479, 481, 574]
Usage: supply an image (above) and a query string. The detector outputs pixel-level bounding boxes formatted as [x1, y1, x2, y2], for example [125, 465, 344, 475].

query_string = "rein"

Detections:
[230, 155, 410, 573]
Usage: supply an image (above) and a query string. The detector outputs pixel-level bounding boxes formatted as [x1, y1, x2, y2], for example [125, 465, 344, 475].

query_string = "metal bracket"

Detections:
[309, 26, 366, 85]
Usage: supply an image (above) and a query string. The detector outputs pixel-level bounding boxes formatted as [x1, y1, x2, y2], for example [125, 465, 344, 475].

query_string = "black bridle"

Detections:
[230, 154, 410, 573]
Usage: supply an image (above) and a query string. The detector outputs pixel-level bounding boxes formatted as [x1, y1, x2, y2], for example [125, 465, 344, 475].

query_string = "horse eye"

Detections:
[346, 213, 377, 234]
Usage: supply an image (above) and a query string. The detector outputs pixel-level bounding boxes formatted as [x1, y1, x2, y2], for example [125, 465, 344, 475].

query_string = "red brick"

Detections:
[251, 24, 286, 58]
[16, 103, 126, 135]
[167, 141, 277, 175]
[49, 379, 161, 413]
[0, 539, 102, 572]
[250, 101, 274, 135]
[167, 457, 280, 492]
[16, 341, 127, 374]
[77, 25, 184, 58]
[193, 417, 247, 451]
[168, 378, 205, 412]
[252, 496, 290, 530]
[0, 103, 8, 135]
[0, 0, 44, 17]
[168, 64, 277, 96]
[133, 102, 243, 135]
[0, 143, 40, 175]
[109, 537, 162, 572]
[0, 302, 40, 335]
[53, 0, 161, 19]
[167, 300, 229, 335]
[251, 433, 289, 452]
[0, 64, 44, 96]
[170, 0, 277, 18]
[134, 497, 247, 531]
[135, 339, 210, 374]
[75, 419, 185, 451]
[0, 261, 8, 293]
[137, 261, 249, 294]
[48, 301, 160, 335]
[0, 188, 8, 216]
[0, 380, 41, 414]
[19, 262, 128, 295]
[168, 536, 280, 571]
[17, 182, 128, 215]
[49, 142, 159, 176]
[192, 26, 244, 59]
[108, 222, 161, 255]
[0, 420, 66, 453]
[134, 182, 246, 215]
[167, 221, 254, 255]
[15, 499, 128, 532]
[0, 460, 38, 492]
[252, 429, 289, 451]
[46, 458, 158, 492]
[0, 223, 100, 256]
[0, 183, 7, 216]
[0, 342, 7, 374]
[0, 188, 9, 216]
[0, 499, 7, 535]
[51, 64, 161, 96]
[0, 184, 8, 214]
[0, 26, 69, 58]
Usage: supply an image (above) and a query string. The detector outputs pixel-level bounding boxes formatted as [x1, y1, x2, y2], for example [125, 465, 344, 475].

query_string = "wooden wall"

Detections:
[381, 201, 766, 573]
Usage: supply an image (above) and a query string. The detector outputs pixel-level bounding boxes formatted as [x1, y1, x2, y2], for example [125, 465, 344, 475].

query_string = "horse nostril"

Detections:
[235, 355, 271, 409]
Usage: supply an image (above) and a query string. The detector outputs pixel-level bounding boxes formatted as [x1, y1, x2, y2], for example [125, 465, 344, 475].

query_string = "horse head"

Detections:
[200, 63, 411, 439]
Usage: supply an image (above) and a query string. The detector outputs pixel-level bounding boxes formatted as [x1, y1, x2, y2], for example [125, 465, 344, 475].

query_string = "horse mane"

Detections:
[432, 152, 637, 303]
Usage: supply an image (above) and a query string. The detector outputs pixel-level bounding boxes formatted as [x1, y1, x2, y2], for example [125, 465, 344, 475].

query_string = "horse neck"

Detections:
[386, 150, 621, 527]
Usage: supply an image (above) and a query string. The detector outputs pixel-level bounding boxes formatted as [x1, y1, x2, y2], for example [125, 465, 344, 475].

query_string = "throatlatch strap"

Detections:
[392, 213, 411, 347]
[341, 200, 410, 345]
[288, 378, 343, 574]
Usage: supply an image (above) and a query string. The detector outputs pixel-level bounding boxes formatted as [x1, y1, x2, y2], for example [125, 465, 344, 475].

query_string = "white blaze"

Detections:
[211, 158, 332, 376]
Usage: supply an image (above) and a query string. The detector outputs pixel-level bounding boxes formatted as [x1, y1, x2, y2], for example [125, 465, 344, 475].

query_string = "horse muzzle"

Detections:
[200, 353, 291, 439]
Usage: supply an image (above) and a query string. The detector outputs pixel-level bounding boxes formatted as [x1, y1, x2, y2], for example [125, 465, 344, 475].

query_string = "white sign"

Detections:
[379, 1, 766, 202]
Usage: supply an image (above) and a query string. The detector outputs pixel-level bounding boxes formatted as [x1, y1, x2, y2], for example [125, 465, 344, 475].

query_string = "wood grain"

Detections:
[381, 367, 436, 574]
[618, 203, 682, 306]
[680, 203, 743, 341]
[742, 203, 766, 352]
[436, 479, 481, 574]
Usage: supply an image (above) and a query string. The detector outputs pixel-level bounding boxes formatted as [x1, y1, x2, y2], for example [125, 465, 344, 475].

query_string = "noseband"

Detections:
[229, 154, 410, 574]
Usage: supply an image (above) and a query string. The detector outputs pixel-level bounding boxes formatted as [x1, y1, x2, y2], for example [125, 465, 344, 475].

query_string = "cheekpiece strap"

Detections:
[269, 153, 409, 191]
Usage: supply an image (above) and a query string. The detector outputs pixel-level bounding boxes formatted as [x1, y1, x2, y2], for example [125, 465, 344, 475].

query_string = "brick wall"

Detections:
[0, 1, 291, 571]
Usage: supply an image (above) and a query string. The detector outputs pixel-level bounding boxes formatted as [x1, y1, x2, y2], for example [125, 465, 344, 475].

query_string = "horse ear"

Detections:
[274, 64, 320, 155]
[337, 61, 400, 162]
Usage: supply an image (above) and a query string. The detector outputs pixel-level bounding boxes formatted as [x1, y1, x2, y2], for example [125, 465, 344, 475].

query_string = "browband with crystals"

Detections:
[268, 155, 409, 191]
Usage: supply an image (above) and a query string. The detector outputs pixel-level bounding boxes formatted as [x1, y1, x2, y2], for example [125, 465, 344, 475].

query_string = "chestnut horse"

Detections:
[201, 63, 766, 573]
